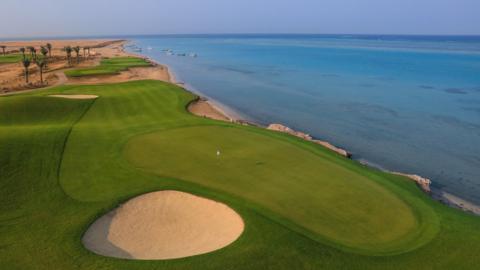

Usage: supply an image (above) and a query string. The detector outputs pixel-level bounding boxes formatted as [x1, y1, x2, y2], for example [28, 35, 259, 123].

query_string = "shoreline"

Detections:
[121, 41, 242, 122]
[123, 41, 480, 217]
[2, 38, 478, 217]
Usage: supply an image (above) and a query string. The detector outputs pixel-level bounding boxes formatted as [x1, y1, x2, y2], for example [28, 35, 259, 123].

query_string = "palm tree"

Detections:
[27, 46, 35, 59]
[0, 45, 6, 56]
[40, 46, 49, 68]
[83, 47, 86, 58]
[46, 43, 52, 57]
[22, 58, 31, 83]
[65, 46, 72, 66]
[35, 58, 46, 85]
[19, 47, 26, 59]
[27, 46, 37, 62]
[73, 46, 80, 64]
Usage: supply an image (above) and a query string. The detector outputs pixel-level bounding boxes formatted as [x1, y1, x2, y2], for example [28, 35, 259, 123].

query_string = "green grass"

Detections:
[0, 53, 23, 64]
[1, 80, 479, 269]
[123, 126, 437, 254]
[64, 57, 151, 77]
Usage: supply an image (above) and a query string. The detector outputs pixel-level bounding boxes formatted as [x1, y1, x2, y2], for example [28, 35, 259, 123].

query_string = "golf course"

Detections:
[65, 57, 151, 77]
[1, 56, 479, 269]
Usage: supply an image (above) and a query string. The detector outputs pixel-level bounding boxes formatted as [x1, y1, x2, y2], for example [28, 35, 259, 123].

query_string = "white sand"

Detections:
[49, 94, 98, 99]
[82, 190, 244, 260]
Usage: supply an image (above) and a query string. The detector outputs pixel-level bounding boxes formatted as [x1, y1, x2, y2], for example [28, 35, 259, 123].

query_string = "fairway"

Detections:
[64, 57, 151, 77]
[0, 53, 23, 64]
[1, 80, 480, 269]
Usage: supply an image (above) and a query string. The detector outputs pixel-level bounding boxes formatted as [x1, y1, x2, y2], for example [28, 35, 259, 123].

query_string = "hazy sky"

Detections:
[1, 0, 479, 38]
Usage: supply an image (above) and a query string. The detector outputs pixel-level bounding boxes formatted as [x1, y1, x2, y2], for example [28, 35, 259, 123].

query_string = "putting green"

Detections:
[124, 125, 437, 254]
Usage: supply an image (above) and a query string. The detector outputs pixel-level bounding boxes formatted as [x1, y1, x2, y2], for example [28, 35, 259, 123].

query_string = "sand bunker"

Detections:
[82, 190, 244, 260]
[49, 94, 98, 99]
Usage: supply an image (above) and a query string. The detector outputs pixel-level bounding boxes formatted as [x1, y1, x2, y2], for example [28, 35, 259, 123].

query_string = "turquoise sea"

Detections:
[128, 34, 480, 205]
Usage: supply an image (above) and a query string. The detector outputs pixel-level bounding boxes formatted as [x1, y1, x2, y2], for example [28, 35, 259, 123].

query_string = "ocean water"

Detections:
[128, 35, 480, 205]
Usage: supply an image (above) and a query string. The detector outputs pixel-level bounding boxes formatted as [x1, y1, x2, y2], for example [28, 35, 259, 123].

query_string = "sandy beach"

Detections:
[0, 38, 228, 123]
[0, 39, 172, 94]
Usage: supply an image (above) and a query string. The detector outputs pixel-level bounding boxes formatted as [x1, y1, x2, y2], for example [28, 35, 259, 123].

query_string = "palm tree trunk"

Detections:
[39, 68, 43, 84]
[25, 69, 29, 83]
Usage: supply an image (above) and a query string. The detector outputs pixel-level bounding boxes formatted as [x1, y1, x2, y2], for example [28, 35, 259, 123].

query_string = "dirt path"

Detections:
[53, 71, 68, 86]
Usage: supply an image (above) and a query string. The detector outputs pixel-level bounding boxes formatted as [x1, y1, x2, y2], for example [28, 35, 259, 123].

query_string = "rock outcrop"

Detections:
[392, 172, 432, 193]
[267, 124, 351, 158]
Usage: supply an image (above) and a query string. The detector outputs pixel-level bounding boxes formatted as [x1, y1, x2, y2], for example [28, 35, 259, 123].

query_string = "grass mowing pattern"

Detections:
[124, 126, 434, 254]
[0, 80, 479, 269]
[64, 57, 151, 77]
[0, 54, 23, 64]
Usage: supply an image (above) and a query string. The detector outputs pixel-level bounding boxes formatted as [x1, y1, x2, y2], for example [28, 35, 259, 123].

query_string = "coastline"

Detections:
[121, 42, 242, 122]
[2, 38, 477, 216]
[122, 41, 480, 217]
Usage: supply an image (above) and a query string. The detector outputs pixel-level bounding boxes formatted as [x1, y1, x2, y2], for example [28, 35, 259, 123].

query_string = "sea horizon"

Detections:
[2, 33, 480, 43]
[3, 0, 480, 268]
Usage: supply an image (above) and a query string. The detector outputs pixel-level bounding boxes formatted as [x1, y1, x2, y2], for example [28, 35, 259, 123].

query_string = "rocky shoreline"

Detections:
[267, 124, 351, 158]
[265, 124, 433, 191]
[263, 123, 480, 216]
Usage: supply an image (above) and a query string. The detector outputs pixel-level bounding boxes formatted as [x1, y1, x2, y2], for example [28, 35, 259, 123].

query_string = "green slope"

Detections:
[0, 80, 479, 269]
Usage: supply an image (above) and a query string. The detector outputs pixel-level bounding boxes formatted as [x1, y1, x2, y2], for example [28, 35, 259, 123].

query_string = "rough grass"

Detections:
[64, 57, 151, 77]
[0, 80, 479, 269]
[0, 53, 23, 64]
